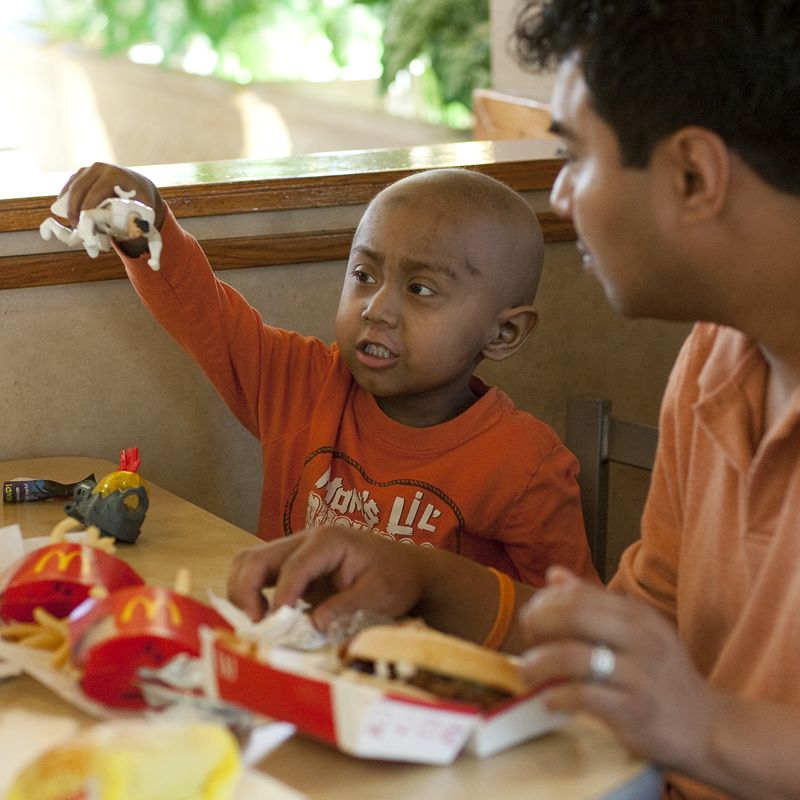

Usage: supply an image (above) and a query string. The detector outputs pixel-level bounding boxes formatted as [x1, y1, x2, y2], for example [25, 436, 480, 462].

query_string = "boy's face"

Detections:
[335, 189, 509, 426]
[548, 55, 678, 319]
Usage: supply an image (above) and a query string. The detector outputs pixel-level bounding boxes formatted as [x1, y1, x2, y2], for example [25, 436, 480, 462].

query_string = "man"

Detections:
[229, 2, 800, 797]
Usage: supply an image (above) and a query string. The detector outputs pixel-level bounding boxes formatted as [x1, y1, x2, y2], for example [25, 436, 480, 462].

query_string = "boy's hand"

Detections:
[55, 162, 166, 258]
[227, 527, 428, 629]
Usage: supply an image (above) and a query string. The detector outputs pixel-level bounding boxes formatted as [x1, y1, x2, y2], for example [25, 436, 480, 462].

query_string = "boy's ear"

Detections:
[482, 305, 539, 362]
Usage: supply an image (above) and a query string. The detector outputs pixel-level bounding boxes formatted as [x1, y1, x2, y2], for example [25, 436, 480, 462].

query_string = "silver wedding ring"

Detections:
[588, 644, 616, 682]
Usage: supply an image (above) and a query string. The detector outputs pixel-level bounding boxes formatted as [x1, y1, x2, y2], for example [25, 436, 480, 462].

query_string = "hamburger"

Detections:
[342, 622, 529, 710]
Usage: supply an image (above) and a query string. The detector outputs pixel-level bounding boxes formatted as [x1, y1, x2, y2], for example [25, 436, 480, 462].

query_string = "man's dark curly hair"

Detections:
[514, 0, 800, 195]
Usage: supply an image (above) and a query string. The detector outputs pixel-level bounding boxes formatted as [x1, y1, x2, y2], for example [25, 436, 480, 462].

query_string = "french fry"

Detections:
[32, 606, 69, 637]
[20, 629, 63, 650]
[174, 568, 191, 596]
[0, 622, 41, 641]
[48, 519, 116, 554]
[50, 640, 71, 669]
[49, 516, 83, 542]
[2, 606, 71, 669]
[94, 536, 117, 555]
[85, 524, 116, 553]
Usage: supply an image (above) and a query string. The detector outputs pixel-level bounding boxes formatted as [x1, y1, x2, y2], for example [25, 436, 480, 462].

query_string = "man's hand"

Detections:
[517, 566, 720, 774]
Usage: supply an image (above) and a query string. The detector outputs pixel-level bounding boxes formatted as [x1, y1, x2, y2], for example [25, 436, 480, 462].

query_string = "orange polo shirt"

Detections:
[611, 322, 800, 800]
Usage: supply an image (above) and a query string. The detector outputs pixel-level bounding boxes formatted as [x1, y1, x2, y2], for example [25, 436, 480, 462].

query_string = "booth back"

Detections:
[0, 142, 689, 574]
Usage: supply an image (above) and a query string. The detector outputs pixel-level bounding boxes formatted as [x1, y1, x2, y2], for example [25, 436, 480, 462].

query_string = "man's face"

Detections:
[334, 190, 504, 426]
[548, 55, 673, 318]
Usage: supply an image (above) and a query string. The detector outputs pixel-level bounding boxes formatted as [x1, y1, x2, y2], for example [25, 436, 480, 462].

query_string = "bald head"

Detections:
[368, 168, 544, 307]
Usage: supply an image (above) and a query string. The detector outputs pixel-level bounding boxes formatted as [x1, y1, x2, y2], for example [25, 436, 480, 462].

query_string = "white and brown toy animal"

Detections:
[40, 184, 162, 270]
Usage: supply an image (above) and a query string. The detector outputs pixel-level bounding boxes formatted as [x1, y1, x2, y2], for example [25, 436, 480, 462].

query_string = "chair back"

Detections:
[565, 396, 658, 581]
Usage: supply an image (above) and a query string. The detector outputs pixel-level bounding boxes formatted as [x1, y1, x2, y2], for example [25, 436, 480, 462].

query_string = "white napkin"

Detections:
[207, 593, 329, 652]
[0, 523, 87, 575]
[0, 524, 26, 574]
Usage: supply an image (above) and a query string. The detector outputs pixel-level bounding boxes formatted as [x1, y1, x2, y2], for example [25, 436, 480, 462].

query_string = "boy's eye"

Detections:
[352, 268, 376, 284]
[409, 283, 435, 297]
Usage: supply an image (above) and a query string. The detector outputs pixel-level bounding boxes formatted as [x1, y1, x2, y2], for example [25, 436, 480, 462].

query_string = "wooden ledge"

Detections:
[0, 139, 573, 290]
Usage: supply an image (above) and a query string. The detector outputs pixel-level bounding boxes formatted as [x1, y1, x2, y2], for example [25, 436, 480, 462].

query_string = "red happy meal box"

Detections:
[207, 625, 566, 764]
[68, 584, 233, 708]
[0, 542, 144, 623]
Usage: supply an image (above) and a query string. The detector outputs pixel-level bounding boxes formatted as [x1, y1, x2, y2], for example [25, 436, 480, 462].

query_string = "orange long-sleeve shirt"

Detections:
[120, 210, 596, 587]
[611, 322, 800, 800]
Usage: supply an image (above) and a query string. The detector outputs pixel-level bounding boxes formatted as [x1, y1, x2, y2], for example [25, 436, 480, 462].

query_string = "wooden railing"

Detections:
[0, 139, 572, 291]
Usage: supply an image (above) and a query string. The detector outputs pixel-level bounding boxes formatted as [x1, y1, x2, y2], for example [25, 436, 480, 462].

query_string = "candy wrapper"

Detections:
[3, 474, 95, 503]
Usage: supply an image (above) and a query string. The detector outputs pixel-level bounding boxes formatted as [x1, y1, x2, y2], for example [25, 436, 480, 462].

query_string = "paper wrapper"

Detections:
[0, 711, 305, 800]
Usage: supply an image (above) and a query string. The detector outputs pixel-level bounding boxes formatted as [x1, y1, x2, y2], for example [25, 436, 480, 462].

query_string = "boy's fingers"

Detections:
[56, 162, 162, 228]
[271, 532, 355, 610]
[227, 541, 294, 620]
[61, 164, 118, 224]
[310, 577, 379, 631]
[227, 533, 340, 621]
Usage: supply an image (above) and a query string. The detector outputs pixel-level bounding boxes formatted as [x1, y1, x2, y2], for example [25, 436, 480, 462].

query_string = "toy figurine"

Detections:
[65, 448, 149, 544]
[39, 185, 162, 270]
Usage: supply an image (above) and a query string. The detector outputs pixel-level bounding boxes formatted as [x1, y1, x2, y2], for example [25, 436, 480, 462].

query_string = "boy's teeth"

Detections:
[364, 343, 391, 358]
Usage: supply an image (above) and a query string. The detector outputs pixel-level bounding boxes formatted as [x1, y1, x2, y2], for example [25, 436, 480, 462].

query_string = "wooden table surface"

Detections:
[0, 457, 660, 799]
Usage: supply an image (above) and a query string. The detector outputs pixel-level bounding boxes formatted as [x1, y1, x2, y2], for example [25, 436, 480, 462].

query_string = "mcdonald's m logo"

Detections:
[33, 549, 83, 575]
[119, 594, 183, 627]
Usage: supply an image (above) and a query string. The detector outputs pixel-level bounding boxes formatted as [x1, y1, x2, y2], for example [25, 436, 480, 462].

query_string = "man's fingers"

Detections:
[519, 577, 640, 651]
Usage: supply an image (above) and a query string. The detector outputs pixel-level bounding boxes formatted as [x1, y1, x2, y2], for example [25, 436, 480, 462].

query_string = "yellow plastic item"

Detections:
[6, 721, 241, 800]
[93, 469, 147, 510]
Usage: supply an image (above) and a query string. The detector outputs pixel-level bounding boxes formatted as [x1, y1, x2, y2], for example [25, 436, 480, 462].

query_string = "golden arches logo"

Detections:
[119, 595, 183, 627]
[33, 549, 82, 575]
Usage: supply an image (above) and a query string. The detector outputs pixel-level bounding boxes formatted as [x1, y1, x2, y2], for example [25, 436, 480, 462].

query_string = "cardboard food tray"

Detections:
[205, 633, 566, 765]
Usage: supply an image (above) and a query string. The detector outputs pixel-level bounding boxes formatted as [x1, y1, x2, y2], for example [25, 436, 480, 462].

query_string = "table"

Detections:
[0, 457, 661, 800]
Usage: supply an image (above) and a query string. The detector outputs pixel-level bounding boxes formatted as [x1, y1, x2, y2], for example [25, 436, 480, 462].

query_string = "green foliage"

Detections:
[379, 0, 489, 108]
[37, 0, 490, 127]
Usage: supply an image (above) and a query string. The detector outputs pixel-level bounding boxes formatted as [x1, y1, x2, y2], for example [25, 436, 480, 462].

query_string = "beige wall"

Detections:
[490, 0, 556, 102]
[0, 200, 689, 575]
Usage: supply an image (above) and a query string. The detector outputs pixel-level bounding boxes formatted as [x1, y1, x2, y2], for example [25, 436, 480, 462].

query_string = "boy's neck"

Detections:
[375, 387, 479, 428]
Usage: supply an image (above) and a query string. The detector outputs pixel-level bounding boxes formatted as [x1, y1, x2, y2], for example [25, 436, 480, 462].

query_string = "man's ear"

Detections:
[661, 127, 731, 223]
[482, 305, 539, 362]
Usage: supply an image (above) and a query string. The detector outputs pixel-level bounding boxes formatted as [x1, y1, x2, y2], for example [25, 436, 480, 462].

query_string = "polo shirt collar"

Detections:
[695, 328, 800, 473]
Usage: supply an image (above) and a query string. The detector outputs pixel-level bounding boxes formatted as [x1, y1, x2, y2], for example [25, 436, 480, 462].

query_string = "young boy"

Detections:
[55, 163, 596, 586]
[227, 2, 800, 798]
